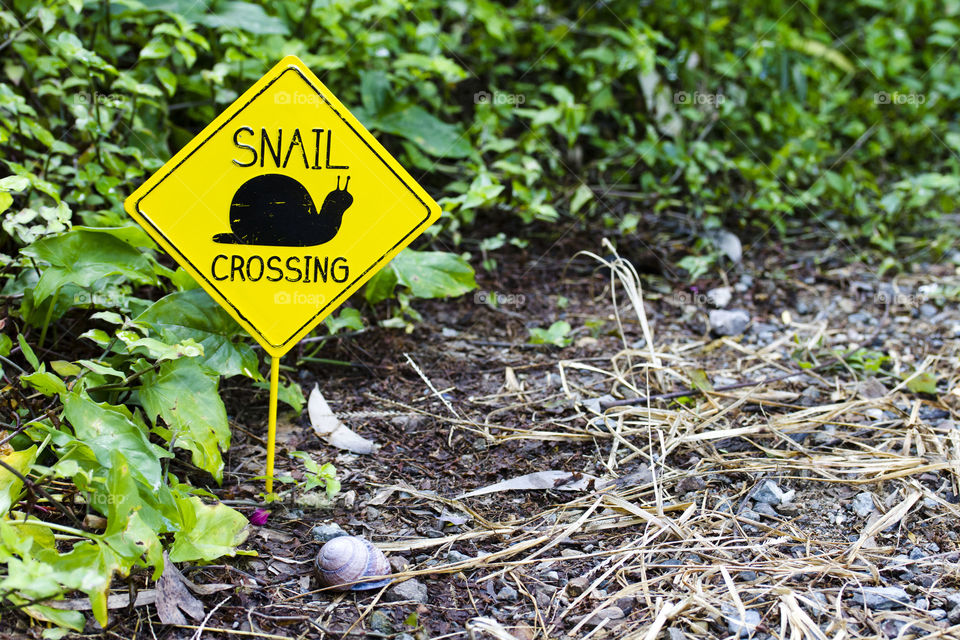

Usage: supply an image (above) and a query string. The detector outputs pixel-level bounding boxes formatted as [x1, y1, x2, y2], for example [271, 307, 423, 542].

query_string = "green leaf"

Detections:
[0, 175, 29, 192]
[196, 1, 289, 35]
[390, 250, 477, 299]
[17, 334, 39, 370]
[364, 266, 399, 305]
[0, 446, 36, 517]
[905, 371, 938, 394]
[21, 370, 67, 396]
[62, 392, 170, 490]
[135, 289, 259, 379]
[374, 107, 472, 158]
[570, 184, 594, 215]
[254, 377, 305, 414]
[140, 39, 171, 60]
[324, 308, 364, 334]
[154, 67, 178, 96]
[687, 369, 713, 392]
[139, 359, 231, 482]
[168, 496, 249, 562]
[21, 229, 155, 303]
[528, 321, 573, 347]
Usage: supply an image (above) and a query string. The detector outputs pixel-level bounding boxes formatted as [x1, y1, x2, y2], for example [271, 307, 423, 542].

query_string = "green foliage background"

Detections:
[0, 0, 958, 633]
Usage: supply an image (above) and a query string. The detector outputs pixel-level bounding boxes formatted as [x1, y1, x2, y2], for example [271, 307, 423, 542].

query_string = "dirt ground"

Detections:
[18, 229, 960, 640]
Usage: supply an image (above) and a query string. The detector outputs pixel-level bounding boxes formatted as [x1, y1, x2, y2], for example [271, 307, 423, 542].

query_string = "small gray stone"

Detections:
[946, 592, 960, 609]
[709, 309, 751, 336]
[949, 605, 960, 624]
[851, 492, 875, 517]
[723, 605, 761, 637]
[311, 523, 347, 543]
[496, 585, 518, 601]
[851, 586, 910, 610]
[368, 610, 393, 633]
[708, 286, 732, 308]
[920, 303, 938, 318]
[582, 607, 625, 626]
[909, 547, 926, 560]
[384, 579, 428, 604]
[930, 608, 947, 620]
[753, 480, 784, 505]
[916, 598, 929, 610]
[447, 550, 472, 563]
[754, 502, 779, 518]
[667, 628, 687, 640]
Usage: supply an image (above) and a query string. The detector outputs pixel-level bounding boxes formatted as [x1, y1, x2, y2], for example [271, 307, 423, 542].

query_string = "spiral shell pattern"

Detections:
[315, 535, 391, 591]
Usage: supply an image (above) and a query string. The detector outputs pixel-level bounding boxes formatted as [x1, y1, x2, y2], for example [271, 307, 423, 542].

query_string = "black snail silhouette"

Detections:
[212, 174, 353, 247]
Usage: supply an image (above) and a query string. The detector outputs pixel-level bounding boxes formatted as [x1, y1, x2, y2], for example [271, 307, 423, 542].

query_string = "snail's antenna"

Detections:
[344, 176, 350, 191]
[336, 176, 341, 189]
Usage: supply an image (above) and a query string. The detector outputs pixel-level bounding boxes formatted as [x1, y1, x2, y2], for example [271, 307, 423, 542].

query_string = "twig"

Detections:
[190, 597, 230, 640]
[0, 457, 83, 529]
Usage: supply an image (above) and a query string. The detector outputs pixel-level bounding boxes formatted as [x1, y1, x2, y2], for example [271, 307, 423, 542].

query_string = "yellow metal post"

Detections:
[265, 355, 280, 495]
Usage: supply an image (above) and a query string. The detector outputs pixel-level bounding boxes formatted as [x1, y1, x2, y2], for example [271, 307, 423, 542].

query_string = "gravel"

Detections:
[851, 492, 875, 517]
[310, 523, 347, 543]
[723, 605, 761, 637]
[708, 286, 732, 308]
[709, 309, 751, 336]
[753, 480, 784, 505]
[496, 585, 519, 601]
[384, 579, 428, 604]
[851, 586, 910, 610]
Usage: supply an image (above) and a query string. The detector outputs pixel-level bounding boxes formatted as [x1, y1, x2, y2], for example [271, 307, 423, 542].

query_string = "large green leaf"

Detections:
[139, 359, 231, 482]
[21, 229, 155, 303]
[390, 250, 477, 299]
[62, 393, 169, 490]
[0, 446, 37, 517]
[169, 496, 249, 562]
[135, 289, 259, 379]
[374, 107, 473, 158]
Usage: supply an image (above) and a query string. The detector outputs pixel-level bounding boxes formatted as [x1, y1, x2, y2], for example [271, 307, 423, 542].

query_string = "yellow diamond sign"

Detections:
[125, 56, 441, 357]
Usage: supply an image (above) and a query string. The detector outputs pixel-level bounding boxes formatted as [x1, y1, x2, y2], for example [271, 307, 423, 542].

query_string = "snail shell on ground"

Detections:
[315, 535, 391, 591]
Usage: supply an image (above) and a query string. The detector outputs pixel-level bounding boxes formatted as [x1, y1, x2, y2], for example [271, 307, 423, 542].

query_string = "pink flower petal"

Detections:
[250, 508, 270, 526]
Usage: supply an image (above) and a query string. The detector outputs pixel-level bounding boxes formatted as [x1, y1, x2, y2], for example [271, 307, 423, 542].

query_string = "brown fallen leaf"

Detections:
[156, 552, 204, 625]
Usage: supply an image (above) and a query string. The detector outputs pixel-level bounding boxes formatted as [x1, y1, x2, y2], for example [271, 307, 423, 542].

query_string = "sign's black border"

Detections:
[134, 65, 432, 350]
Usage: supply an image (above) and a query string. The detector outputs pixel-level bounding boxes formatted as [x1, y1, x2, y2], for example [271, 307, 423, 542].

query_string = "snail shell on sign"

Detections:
[315, 536, 391, 591]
